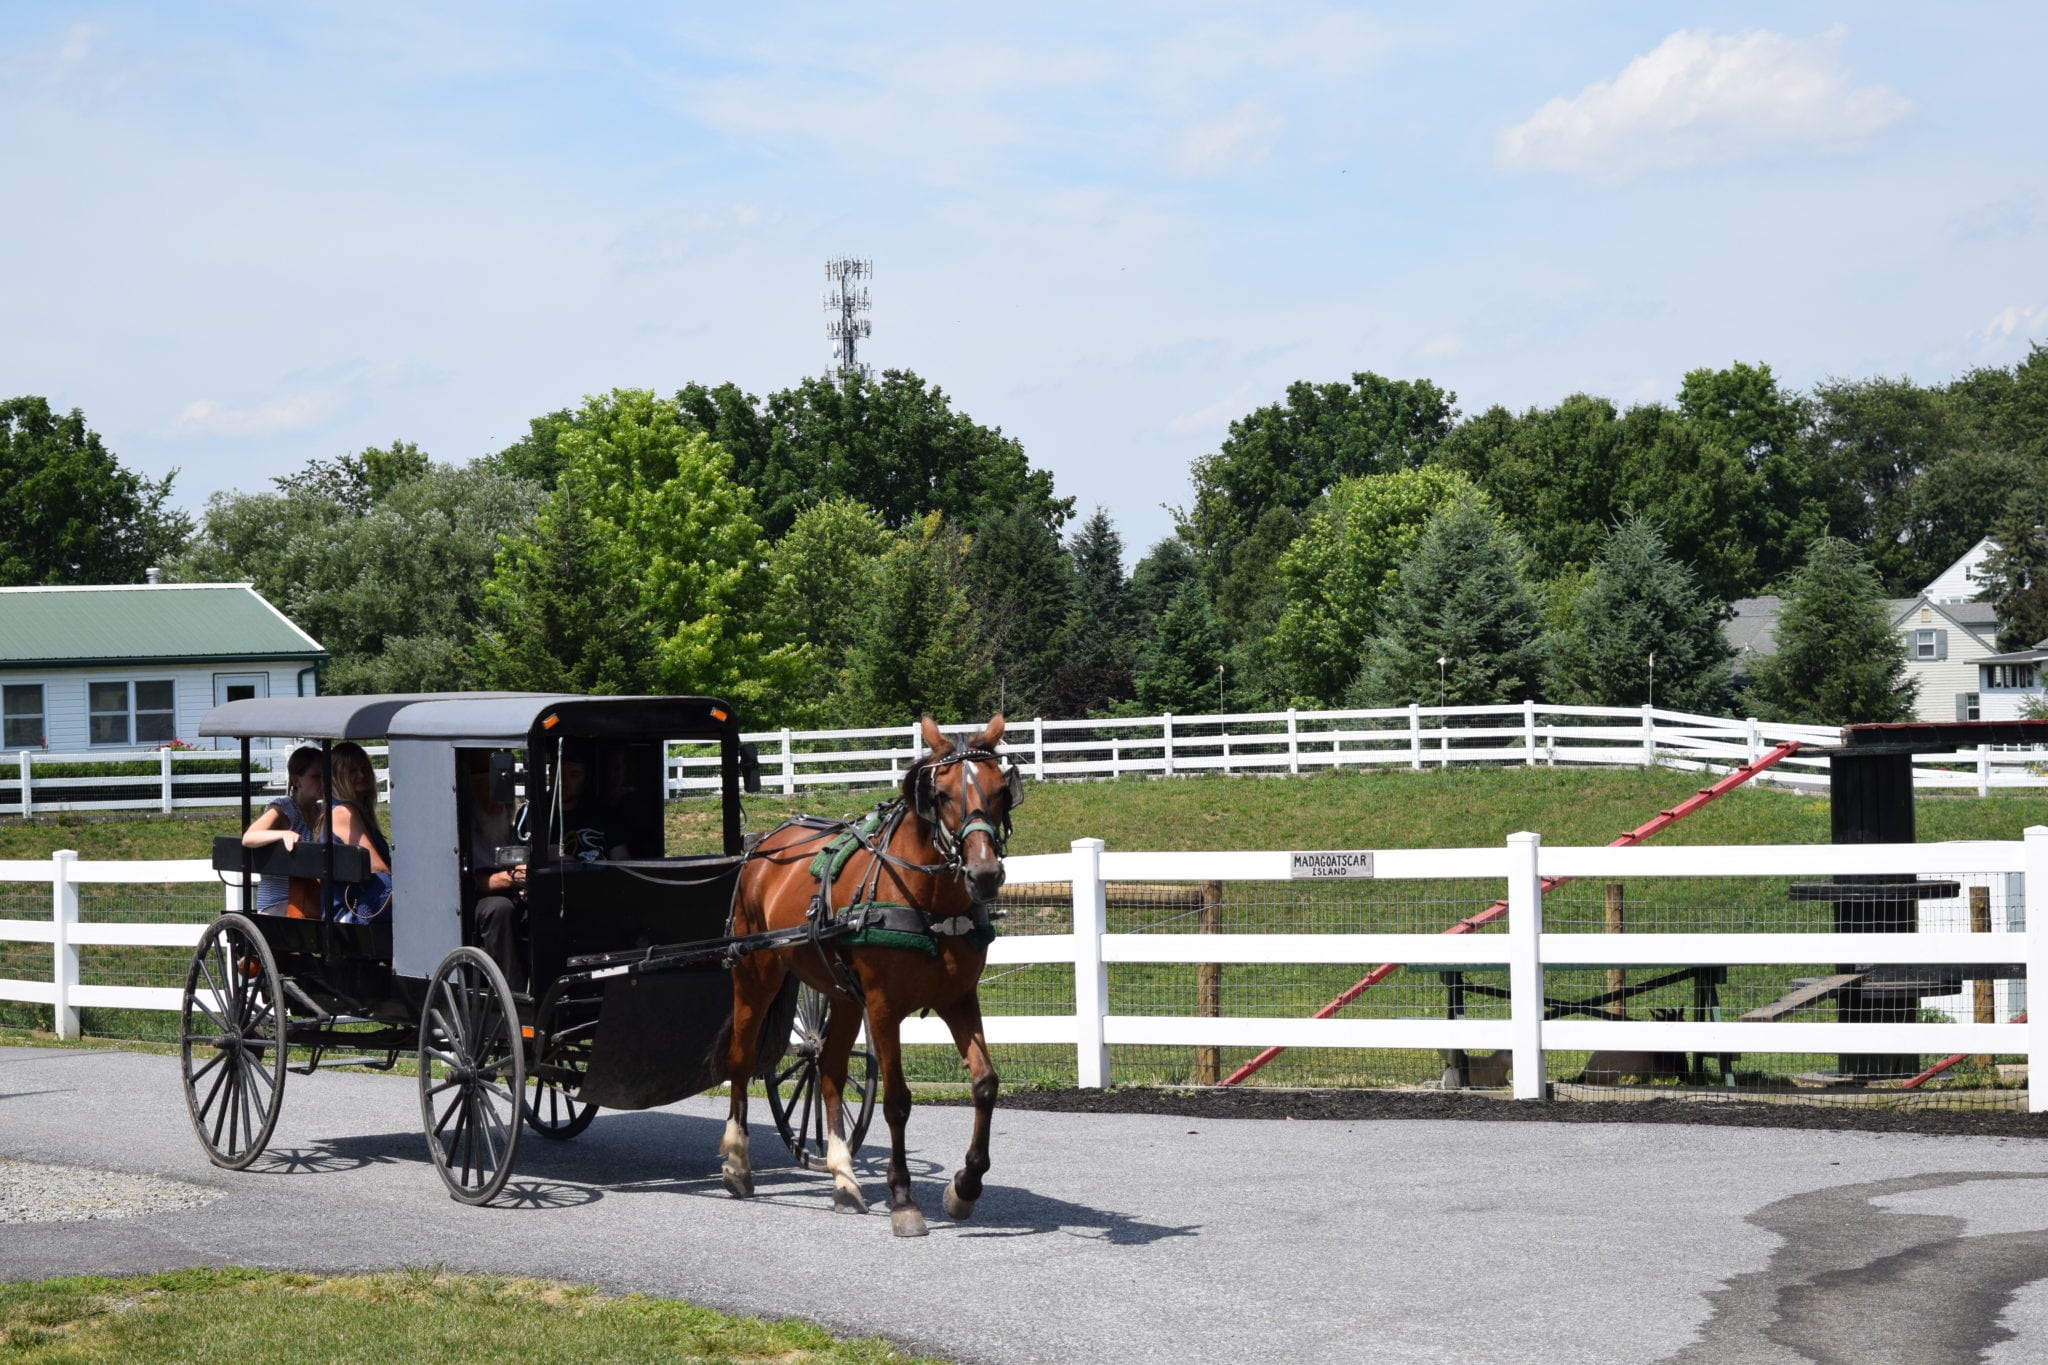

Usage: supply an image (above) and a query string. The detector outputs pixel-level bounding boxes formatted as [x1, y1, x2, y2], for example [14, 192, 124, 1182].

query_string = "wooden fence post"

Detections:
[1072, 839, 1109, 1089]
[1196, 879, 1222, 1085]
[1605, 883, 1626, 1019]
[52, 849, 79, 1040]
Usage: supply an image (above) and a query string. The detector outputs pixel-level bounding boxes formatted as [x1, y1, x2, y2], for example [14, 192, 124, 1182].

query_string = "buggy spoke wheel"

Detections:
[767, 986, 878, 1172]
[523, 1003, 599, 1141]
[180, 914, 287, 1170]
[418, 948, 524, 1206]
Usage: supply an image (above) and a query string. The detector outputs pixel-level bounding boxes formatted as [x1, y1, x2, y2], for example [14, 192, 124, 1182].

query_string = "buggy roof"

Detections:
[199, 691, 741, 744]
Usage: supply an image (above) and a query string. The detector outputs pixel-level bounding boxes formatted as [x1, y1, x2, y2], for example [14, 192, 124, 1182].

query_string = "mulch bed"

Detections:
[935, 1086, 2048, 1138]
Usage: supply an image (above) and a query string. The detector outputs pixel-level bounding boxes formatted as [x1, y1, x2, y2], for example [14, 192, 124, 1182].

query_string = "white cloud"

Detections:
[1417, 332, 1465, 360]
[171, 391, 338, 438]
[1498, 27, 1909, 182]
[606, 204, 784, 272]
[1166, 385, 1252, 435]
[1982, 304, 2048, 346]
[1170, 99, 1285, 177]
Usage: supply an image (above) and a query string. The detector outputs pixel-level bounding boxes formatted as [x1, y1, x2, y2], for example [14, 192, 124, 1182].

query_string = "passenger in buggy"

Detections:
[465, 750, 528, 991]
[546, 742, 629, 865]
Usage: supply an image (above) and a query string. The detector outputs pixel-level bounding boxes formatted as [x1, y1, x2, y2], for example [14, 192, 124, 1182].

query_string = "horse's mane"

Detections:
[899, 748, 940, 814]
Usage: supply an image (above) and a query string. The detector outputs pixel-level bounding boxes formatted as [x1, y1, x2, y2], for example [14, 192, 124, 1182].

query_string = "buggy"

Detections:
[187, 692, 876, 1204]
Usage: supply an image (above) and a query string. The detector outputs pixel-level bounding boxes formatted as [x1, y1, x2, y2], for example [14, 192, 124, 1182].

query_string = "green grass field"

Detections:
[0, 1267, 945, 1363]
[2, 766, 2039, 1096]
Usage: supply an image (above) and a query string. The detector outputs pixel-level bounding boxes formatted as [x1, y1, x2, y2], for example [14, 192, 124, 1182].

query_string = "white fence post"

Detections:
[1523, 700, 1537, 766]
[1162, 714, 1174, 778]
[1642, 704, 1655, 769]
[1409, 704, 1421, 771]
[160, 748, 174, 814]
[1506, 832, 1544, 1100]
[1979, 745, 1992, 799]
[2029, 827, 2048, 1113]
[51, 849, 79, 1040]
[1071, 838, 1110, 1089]
[18, 751, 30, 819]
[1287, 708, 1300, 775]
[779, 729, 795, 796]
[1033, 717, 1045, 781]
[1111, 735, 1122, 779]
[1747, 717, 1762, 765]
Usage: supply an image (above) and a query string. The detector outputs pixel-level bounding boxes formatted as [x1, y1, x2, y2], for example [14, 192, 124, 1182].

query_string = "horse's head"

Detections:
[906, 714, 1023, 904]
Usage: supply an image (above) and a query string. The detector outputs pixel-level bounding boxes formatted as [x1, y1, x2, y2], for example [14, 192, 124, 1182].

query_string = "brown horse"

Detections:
[721, 714, 1020, 1237]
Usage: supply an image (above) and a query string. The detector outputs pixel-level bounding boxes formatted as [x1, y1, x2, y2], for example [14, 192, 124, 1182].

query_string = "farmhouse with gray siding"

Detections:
[0, 584, 325, 753]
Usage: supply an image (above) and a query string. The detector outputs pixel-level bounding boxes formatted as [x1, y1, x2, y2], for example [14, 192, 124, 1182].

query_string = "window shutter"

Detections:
[1935, 630, 1948, 661]
[1956, 693, 1972, 721]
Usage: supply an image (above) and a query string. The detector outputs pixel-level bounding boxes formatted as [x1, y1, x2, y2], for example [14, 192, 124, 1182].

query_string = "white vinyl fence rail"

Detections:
[9, 704, 2046, 817]
[6, 830, 2045, 1112]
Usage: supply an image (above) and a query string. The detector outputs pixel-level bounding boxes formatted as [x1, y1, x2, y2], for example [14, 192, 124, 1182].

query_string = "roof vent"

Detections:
[144, 567, 161, 585]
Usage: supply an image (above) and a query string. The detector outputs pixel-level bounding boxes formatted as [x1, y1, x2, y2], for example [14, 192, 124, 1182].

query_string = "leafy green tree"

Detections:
[506, 389, 806, 718]
[964, 497, 1074, 717]
[762, 497, 896, 723]
[1806, 377, 1964, 591]
[841, 514, 992, 724]
[1210, 504, 1302, 650]
[1550, 515, 1733, 712]
[1267, 466, 1480, 705]
[0, 396, 191, 585]
[1676, 361, 1820, 584]
[1349, 496, 1548, 708]
[270, 440, 433, 513]
[1135, 583, 1229, 715]
[1127, 537, 1196, 641]
[1744, 537, 1917, 724]
[1043, 509, 1136, 716]
[675, 371, 1069, 541]
[469, 490, 657, 695]
[1182, 372, 1456, 595]
[177, 458, 542, 693]
[479, 410, 575, 490]
[1979, 486, 2048, 651]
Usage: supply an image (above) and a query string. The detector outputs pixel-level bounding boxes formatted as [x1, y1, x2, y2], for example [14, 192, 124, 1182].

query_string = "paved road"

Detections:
[5, 1045, 2048, 1364]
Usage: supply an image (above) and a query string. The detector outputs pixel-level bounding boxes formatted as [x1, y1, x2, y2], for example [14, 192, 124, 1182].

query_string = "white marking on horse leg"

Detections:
[827, 1133, 866, 1213]
[719, 1117, 752, 1199]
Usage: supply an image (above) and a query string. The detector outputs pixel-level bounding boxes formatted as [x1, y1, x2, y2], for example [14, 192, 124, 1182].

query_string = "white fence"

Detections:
[5, 831, 2044, 1112]
[9, 704, 2046, 817]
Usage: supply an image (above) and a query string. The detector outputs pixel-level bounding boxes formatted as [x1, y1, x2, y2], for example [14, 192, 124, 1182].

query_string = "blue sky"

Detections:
[4, 4, 2043, 560]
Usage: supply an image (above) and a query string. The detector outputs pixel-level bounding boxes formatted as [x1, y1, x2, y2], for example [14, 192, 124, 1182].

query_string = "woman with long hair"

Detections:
[320, 741, 392, 921]
[239, 746, 325, 916]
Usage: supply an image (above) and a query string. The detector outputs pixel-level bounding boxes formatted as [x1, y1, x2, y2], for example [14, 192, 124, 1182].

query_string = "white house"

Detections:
[1975, 640, 2047, 721]
[1922, 537, 1996, 604]
[0, 583, 325, 753]
[1890, 596, 2002, 722]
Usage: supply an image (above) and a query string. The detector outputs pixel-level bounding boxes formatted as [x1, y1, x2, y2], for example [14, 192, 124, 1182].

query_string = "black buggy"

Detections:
[186, 692, 877, 1204]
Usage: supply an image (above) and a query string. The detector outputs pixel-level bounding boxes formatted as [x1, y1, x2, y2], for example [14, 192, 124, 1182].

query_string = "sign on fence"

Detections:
[1289, 850, 1376, 879]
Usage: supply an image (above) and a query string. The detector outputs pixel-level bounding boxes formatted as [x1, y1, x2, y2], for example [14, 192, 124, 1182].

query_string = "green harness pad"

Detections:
[806, 810, 884, 881]
[802, 808, 999, 955]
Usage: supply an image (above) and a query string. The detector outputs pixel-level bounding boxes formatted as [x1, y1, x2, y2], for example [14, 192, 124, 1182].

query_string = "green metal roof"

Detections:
[0, 584, 325, 667]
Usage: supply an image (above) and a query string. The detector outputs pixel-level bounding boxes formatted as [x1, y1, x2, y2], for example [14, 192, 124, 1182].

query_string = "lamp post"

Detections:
[1648, 652, 1656, 708]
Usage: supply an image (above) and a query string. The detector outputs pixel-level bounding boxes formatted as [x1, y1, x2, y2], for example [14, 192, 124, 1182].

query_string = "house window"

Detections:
[2, 684, 44, 749]
[1958, 693, 1981, 722]
[1914, 629, 1944, 661]
[88, 680, 177, 746]
[1988, 664, 2039, 690]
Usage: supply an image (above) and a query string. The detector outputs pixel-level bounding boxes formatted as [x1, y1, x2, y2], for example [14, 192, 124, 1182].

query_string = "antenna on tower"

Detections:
[823, 255, 873, 384]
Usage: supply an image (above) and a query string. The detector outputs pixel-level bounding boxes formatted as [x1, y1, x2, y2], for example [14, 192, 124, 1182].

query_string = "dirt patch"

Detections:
[942, 1087, 2048, 1138]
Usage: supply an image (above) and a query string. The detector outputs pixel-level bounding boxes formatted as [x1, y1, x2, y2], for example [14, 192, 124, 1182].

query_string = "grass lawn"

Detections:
[0, 1267, 946, 1363]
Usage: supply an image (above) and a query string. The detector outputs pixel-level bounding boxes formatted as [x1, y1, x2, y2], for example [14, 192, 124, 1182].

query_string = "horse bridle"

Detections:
[912, 748, 1024, 867]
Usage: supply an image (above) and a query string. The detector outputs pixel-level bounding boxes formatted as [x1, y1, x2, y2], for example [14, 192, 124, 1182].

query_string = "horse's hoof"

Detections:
[891, 1207, 929, 1238]
[942, 1179, 977, 1221]
[721, 1169, 753, 1200]
[833, 1185, 868, 1214]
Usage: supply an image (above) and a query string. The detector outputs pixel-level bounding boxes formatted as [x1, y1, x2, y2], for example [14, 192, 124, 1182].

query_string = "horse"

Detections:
[720, 713, 1022, 1237]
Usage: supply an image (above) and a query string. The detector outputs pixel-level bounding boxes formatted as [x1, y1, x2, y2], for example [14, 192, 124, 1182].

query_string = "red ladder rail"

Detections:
[1218, 741, 1803, 1086]
[1900, 1012, 2027, 1090]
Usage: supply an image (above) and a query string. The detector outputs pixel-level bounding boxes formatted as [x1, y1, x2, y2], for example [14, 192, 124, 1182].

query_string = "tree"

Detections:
[1550, 515, 1733, 712]
[841, 515, 992, 724]
[963, 497, 1074, 717]
[1676, 361, 1820, 584]
[1044, 509, 1135, 716]
[676, 371, 1069, 541]
[1266, 466, 1480, 705]
[1127, 537, 1197, 640]
[478, 411, 575, 490]
[177, 456, 543, 693]
[1806, 376, 1964, 591]
[1135, 583, 1229, 715]
[469, 491, 657, 695]
[474, 390, 805, 720]
[1979, 486, 2048, 652]
[1349, 496, 1549, 709]
[1744, 537, 1917, 725]
[763, 497, 896, 722]
[1182, 372, 1456, 593]
[0, 396, 191, 585]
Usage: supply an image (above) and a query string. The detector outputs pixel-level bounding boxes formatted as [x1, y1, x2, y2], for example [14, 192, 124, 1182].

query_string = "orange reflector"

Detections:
[521, 1026, 534, 1038]
[710, 708, 728, 722]
[541, 714, 559, 730]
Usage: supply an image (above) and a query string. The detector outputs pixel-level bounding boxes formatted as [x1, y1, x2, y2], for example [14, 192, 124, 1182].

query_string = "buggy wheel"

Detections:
[418, 947, 525, 1205]
[524, 1073, 597, 1140]
[180, 913, 287, 1170]
[767, 985, 877, 1171]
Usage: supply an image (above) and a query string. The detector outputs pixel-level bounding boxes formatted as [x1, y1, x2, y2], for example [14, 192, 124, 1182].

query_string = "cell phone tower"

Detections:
[823, 255, 873, 384]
